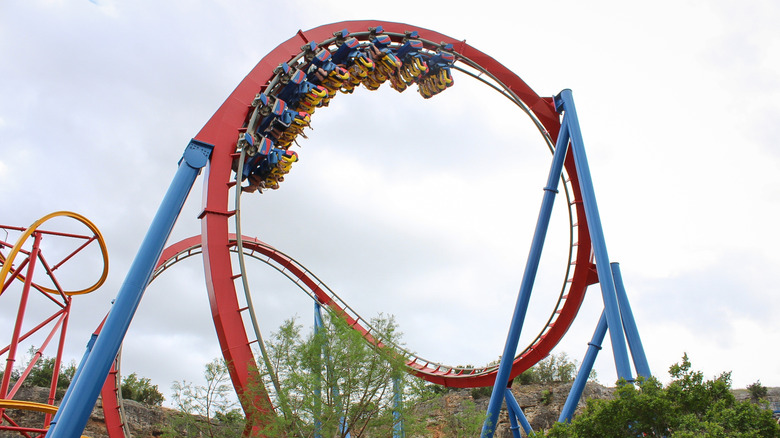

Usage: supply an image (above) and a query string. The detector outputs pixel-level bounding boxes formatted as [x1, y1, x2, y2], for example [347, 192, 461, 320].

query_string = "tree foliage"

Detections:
[748, 380, 769, 403]
[163, 358, 244, 438]
[256, 312, 414, 437]
[517, 352, 590, 385]
[540, 354, 780, 438]
[121, 372, 165, 406]
[23, 357, 76, 392]
[165, 313, 439, 437]
[443, 398, 488, 437]
[0, 348, 77, 399]
[2, 348, 163, 406]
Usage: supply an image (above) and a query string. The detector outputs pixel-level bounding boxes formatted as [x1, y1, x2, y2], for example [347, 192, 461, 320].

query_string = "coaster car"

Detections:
[274, 112, 310, 148]
[241, 136, 275, 182]
[308, 49, 351, 93]
[415, 46, 456, 98]
[236, 132, 256, 156]
[330, 36, 358, 65]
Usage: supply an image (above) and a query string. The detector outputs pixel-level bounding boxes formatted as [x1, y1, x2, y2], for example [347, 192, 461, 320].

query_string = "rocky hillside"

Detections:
[0, 387, 171, 438]
[1, 382, 613, 437]
[410, 382, 614, 437]
[3, 384, 778, 437]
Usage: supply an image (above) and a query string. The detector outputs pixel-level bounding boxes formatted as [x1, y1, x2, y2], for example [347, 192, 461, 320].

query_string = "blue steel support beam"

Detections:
[52, 331, 98, 417]
[393, 377, 405, 438]
[314, 303, 353, 437]
[559, 311, 608, 423]
[611, 263, 651, 379]
[47, 140, 213, 437]
[314, 301, 324, 330]
[506, 402, 522, 438]
[314, 302, 324, 438]
[481, 119, 571, 437]
[556, 89, 633, 382]
[504, 388, 533, 436]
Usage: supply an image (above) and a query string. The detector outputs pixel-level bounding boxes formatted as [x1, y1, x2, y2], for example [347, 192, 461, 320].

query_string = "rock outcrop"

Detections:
[3, 383, 778, 437]
[0, 388, 171, 438]
[410, 382, 613, 437]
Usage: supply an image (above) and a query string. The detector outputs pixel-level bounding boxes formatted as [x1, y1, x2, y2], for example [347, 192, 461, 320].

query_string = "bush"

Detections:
[10, 350, 77, 399]
[0, 368, 21, 388]
[748, 380, 769, 403]
[518, 366, 539, 384]
[517, 352, 585, 385]
[536, 353, 577, 383]
[443, 399, 487, 437]
[540, 389, 553, 405]
[163, 358, 243, 438]
[470, 386, 493, 399]
[121, 372, 164, 406]
[540, 354, 780, 438]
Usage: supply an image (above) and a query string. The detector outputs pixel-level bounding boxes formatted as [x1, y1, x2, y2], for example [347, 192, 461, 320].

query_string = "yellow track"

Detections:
[0, 211, 109, 296]
[0, 399, 93, 437]
[0, 398, 58, 414]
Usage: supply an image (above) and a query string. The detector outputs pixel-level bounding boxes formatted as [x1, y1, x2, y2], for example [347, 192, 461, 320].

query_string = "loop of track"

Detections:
[194, 20, 595, 411]
[0, 211, 109, 297]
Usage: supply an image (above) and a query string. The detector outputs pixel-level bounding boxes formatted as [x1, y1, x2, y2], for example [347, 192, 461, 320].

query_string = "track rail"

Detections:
[193, 21, 596, 427]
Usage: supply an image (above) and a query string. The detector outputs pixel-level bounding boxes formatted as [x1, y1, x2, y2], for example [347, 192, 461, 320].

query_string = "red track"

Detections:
[192, 20, 595, 422]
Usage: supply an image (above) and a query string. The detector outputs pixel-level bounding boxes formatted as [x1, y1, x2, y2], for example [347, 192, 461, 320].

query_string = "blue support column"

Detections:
[314, 302, 324, 438]
[611, 263, 651, 379]
[504, 388, 533, 436]
[53, 331, 98, 417]
[393, 377, 405, 438]
[556, 89, 633, 382]
[314, 303, 353, 437]
[559, 311, 608, 423]
[481, 120, 571, 437]
[314, 301, 325, 329]
[48, 140, 213, 437]
[506, 403, 522, 438]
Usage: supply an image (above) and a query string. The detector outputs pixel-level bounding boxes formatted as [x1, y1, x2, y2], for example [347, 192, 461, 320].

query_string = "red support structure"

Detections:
[0, 213, 108, 437]
[193, 24, 594, 428]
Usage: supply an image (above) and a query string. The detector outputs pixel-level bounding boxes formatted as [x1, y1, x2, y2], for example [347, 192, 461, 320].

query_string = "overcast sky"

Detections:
[2, 0, 779, 407]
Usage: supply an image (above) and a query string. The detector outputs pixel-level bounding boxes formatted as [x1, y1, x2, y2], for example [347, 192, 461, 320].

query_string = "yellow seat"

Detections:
[297, 100, 317, 113]
[438, 69, 454, 86]
[356, 56, 374, 71]
[340, 81, 357, 94]
[413, 57, 428, 75]
[330, 67, 350, 81]
[390, 78, 408, 92]
[378, 53, 401, 71]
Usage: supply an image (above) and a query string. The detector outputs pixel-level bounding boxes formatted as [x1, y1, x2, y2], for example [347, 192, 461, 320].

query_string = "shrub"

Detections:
[121, 372, 164, 406]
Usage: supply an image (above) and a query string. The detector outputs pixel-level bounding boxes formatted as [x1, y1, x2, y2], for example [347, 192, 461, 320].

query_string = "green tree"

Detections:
[13, 349, 77, 399]
[535, 352, 578, 383]
[256, 312, 416, 437]
[748, 380, 769, 403]
[540, 354, 780, 438]
[121, 372, 165, 406]
[163, 358, 244, 438]
[444, 398, 488, 438]
[518, 366, 540, 384]
[517, 352, 587, 385]
[0, 367, 21, 388]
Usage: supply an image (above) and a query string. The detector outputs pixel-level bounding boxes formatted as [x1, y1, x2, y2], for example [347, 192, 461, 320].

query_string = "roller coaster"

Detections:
[1, 20, 651, 437]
